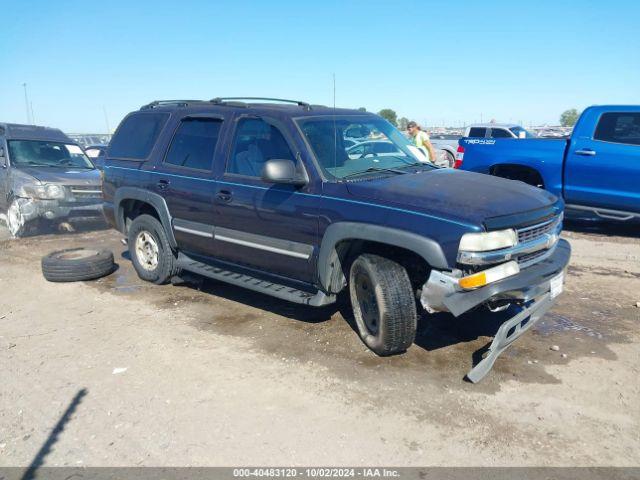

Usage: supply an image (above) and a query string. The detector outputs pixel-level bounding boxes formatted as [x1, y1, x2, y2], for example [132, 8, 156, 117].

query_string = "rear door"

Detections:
[564, 111, 640, 213]
[155, 115, 224, 256]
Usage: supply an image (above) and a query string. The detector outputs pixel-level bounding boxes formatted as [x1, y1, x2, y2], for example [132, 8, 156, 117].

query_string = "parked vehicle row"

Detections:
[455, 105, 640, 223]
[101, 97, 570, 382]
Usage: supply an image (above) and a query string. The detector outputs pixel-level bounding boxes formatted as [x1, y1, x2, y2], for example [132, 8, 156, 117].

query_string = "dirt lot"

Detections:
[0, 222, 638, 467]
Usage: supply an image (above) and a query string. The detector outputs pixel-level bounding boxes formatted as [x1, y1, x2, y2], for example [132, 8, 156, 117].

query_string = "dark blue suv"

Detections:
[102, 98, 571, 382]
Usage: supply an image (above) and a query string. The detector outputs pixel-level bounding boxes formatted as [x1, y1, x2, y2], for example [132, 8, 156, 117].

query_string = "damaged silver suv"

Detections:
[0, 123, 103, 237]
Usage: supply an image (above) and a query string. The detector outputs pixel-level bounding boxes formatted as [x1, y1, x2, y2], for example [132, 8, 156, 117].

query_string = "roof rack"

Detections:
[210, 97, 311, 110]
[140, 100, 205, 110]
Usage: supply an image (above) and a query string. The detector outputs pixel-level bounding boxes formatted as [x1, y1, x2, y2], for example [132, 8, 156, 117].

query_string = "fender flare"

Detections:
[113, 187, 177, 247]
[317, 222, 449, 293]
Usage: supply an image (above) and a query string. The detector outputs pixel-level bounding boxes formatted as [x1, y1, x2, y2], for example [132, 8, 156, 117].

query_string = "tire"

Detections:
[6, 199, 31, 238]
[42, 248, 115, 282]
[444, 151, 455, 168]
[127, 214, 180, 284]
[349, 253, 417, 356]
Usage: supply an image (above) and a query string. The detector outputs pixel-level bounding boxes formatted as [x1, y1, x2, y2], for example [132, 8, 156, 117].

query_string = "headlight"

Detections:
[459, 229, 517, 252]
[24, 184, 66, 200]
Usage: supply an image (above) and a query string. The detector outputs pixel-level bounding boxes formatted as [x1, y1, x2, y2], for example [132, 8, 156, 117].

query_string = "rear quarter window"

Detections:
[468, 127, 487, 137]
[109, 112, 169, 159]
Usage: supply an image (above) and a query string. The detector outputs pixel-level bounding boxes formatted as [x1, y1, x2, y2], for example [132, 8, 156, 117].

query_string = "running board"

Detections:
[566, 204, 640, 222]
[176, 253, 336, 307]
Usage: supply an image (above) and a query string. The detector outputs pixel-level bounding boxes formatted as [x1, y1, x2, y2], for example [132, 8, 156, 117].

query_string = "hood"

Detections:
[15, 167, 100, 185]
[345, 169, 558, 227]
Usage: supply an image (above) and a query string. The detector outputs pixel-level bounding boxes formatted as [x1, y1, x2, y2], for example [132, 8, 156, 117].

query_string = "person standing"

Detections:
[407, 121, 436, 164]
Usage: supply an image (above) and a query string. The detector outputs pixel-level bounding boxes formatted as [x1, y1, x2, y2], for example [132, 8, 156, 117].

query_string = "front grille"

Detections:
[517, 249, 547, 266]
[517, 218, 557, 244]
[68, 185, 102, 198]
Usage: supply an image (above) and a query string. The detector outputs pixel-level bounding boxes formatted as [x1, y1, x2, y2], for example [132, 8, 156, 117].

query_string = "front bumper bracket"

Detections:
[466, 293, 554, 383]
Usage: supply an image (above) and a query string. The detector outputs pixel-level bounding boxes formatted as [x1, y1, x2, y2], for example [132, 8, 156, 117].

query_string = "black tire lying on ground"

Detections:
[41, 248, 115, 282]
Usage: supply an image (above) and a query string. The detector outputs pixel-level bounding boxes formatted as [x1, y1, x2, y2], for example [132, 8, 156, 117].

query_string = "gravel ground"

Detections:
[0, 221, 638, 466]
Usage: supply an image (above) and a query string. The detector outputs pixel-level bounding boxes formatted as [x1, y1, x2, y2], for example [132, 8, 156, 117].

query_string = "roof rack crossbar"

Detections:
[140, 100, 205, 110]
[210, 97, 310, 108]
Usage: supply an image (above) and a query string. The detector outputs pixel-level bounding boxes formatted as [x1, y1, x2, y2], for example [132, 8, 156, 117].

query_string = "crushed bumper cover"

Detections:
[421, 239, 571, 382]
[15, 197, 103, 223]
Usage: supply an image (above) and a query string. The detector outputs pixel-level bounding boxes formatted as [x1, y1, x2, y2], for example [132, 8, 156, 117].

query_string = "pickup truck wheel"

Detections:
[349, 254, 417, 356]
[444, 151, 455, 168]
[128, 214, 180, 284]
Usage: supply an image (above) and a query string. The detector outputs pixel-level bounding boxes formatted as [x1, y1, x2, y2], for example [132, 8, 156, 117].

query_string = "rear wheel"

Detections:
[349, 254, 417, 356]
[128, 214, 180, 284]
[444, 151, 455, 168]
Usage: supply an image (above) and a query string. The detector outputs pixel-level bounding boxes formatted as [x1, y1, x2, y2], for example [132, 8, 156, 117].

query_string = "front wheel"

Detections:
[127, 214, 180, 284]
[7, 199, 32, 238]
[349, 254, 417, 356]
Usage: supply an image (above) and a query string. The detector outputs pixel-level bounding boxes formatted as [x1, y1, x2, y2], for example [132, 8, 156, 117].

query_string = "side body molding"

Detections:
[113, 187, 177, 247]
[317, 222, 449, 293]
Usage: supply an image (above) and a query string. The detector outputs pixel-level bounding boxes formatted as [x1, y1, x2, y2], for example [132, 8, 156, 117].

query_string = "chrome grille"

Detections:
[517, 218, 556, 244]
[68, 185, 102, 198]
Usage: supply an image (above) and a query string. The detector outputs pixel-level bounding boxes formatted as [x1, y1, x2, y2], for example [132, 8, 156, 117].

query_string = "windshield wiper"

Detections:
[342, 167, 408, 180]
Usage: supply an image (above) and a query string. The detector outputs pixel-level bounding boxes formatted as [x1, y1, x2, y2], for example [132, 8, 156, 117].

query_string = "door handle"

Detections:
[157, 179, 170, 190]
[216, 189, 232, 202]
[575, 149, 596, 156]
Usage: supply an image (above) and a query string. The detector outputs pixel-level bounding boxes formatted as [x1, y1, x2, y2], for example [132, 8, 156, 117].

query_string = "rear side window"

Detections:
[594, 113, 640, 146]
[109, 113, 169, 159]
[468, 127, 487, 137]
[164, 118, 222, 170]
[490, 128, 512, 138]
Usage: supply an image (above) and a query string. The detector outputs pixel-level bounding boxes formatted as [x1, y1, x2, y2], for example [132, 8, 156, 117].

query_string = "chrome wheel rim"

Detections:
[7, 201, 23, 236]
[135, 231, 159, 271]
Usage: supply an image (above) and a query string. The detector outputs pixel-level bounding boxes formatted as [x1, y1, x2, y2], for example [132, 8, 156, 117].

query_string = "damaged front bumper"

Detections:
[420, 239, 571, 382]
[12, 196, 103, 224]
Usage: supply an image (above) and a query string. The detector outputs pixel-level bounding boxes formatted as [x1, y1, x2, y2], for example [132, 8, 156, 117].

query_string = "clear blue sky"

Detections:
[1, 0, 638, 133]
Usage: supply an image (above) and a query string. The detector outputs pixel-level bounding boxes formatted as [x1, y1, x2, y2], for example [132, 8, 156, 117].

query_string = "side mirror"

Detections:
[261, 159, 307, 186]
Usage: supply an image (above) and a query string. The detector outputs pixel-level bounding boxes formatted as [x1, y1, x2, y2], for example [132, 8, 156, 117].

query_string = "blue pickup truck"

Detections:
[102, 97, 571, 382]
[455, 105, 640, 222]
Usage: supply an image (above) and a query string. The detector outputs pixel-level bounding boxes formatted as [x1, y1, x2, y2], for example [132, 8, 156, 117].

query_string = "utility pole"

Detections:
[22, 83, 32, 124]
[103, 106, 111, 134]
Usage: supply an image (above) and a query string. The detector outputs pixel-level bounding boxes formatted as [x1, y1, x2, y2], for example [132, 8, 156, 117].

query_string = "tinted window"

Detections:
[109, 113, 169, 159]
[490, 128, 512, 138]
[227, 118, 294, 177]
[594, 113, 640, 146]
[468, 128, 487, 137]
[164, 118, 222, 170]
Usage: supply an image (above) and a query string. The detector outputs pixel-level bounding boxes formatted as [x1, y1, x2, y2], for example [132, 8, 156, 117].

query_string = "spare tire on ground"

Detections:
[41, 248, 115, 282]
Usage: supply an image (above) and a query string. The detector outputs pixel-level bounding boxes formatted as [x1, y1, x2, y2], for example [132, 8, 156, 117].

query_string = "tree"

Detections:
[358, 107, 367, 112]
[560, 109, 580, 127]
[378, 108, 398, 126]
[398, 117, 409, 130]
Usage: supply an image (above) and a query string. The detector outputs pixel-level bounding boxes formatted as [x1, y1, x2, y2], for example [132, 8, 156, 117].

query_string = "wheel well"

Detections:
[120, 199, 161, 233]
[490, 164, 545, 188]
[332, 240, 430, 292]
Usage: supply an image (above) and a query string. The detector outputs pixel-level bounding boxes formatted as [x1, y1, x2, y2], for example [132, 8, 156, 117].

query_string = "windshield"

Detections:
[509, 126, 534, 138]
[7, 140, 95, 169]
[296, 116, 435, 180]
